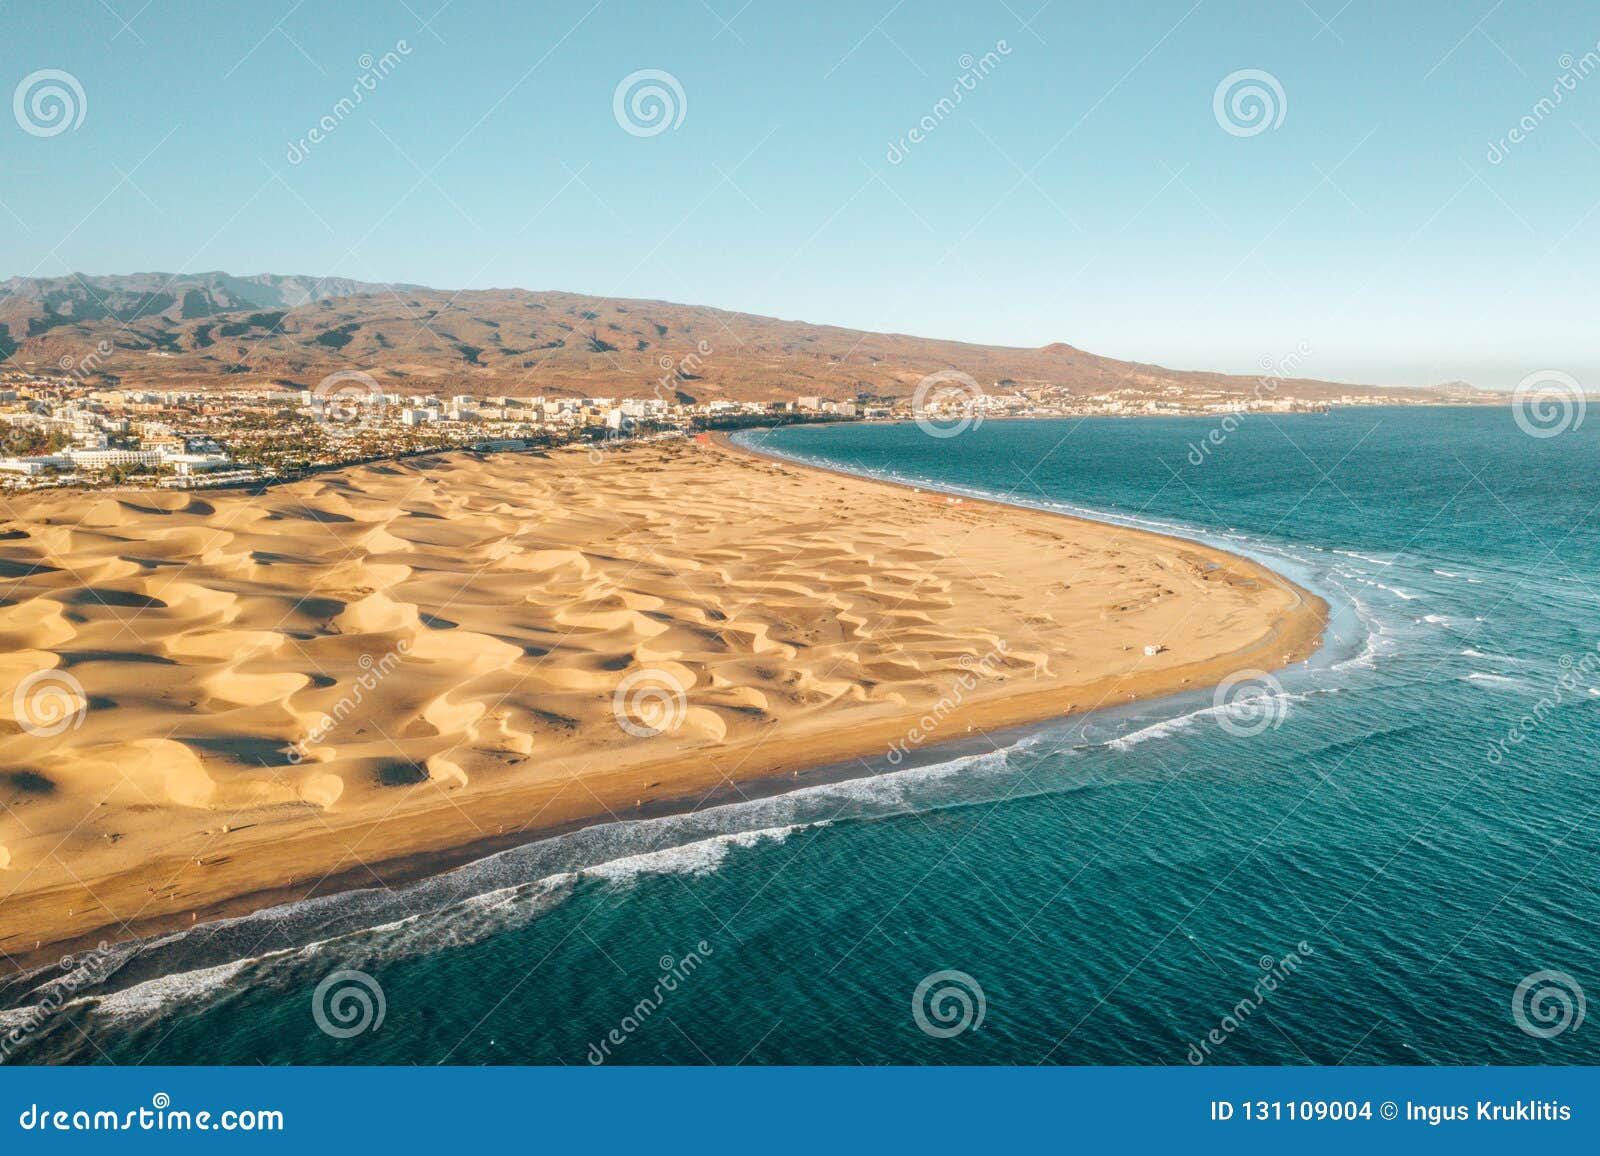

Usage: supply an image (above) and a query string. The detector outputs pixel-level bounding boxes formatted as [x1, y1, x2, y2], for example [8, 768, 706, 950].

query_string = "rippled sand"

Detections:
[0, 437, 1322, 961]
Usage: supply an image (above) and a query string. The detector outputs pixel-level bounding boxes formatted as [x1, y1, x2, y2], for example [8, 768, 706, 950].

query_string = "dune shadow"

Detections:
[0, 559, 60, 578]
[59, 650, 177, 667]
[375, 761, 428, 786]
[62, 588, 167, 610]
[1, 770, 55, 796]
[279, 506, 355, 524]
[181, 736, 299, 768]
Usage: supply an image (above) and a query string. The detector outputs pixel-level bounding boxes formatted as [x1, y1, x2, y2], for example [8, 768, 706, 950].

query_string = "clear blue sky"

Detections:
[3, 0, 1597, 390]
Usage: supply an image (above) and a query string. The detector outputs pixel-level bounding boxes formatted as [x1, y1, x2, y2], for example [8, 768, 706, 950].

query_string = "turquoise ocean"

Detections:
[4, 406, 1597, 1065]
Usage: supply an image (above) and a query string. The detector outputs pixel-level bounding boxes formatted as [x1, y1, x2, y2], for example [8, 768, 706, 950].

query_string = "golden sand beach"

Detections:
[0, 437, 1324, 965]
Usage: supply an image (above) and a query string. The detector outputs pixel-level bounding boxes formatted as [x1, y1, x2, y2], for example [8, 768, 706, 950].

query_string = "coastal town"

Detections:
[0, 360, 1438, 492]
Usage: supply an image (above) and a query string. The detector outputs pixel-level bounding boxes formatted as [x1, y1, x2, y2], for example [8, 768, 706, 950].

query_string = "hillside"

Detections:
[0, 273, 1439, 403]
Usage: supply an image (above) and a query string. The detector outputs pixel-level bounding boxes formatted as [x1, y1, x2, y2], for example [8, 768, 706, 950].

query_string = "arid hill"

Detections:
[1, 273, 1443, 403]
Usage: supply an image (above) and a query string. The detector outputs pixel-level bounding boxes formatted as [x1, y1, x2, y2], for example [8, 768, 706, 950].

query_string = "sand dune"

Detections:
[0, 438, 1322, 963]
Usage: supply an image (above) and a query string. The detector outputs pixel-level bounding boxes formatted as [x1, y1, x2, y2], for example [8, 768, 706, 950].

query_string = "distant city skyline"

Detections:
[4, 1, 1599, 390]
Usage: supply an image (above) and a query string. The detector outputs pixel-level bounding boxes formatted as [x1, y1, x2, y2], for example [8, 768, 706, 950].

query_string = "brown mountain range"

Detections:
[1, 272, 1444, 403]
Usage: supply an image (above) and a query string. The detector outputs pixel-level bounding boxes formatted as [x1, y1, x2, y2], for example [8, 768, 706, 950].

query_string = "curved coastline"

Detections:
[3, 434, 1327, 975]
[720, 425, 1331, 663]
[725, 423, 1357, 659]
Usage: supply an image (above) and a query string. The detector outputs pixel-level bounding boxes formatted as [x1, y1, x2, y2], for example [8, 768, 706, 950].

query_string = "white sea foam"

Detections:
[0, 742, 1035, 1034]
[1324, 591, 1392, 672]
[1423, 614, 1483, 631]
[11, 831, 822, 1032]
[91, 956, 259, 1021]
[1462, 672, 1525, 689]
[580, 824, 808, 883]
[1105, 693, 1305, 750]
[1105, 708, 1212, 750]
[1460, 648, 1520, 664]
[1365, 580, 1417, 601]
[1330, 644, 1379, 672]
[1334, 549, 1395, 567]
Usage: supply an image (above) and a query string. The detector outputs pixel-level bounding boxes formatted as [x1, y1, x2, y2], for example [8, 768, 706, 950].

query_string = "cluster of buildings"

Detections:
[300, 391, 879, 430]
[0, 362, 1440, 492]
[943, 383, 1413, 420]
[0, 439, 231, 478]
[297, 389, 816, 438]
[0, 371, 872, 491]
[0, 381, 236, 485]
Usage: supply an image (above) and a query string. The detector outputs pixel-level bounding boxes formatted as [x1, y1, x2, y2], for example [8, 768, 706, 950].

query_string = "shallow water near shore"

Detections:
[7, 406, 1599, 1065]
